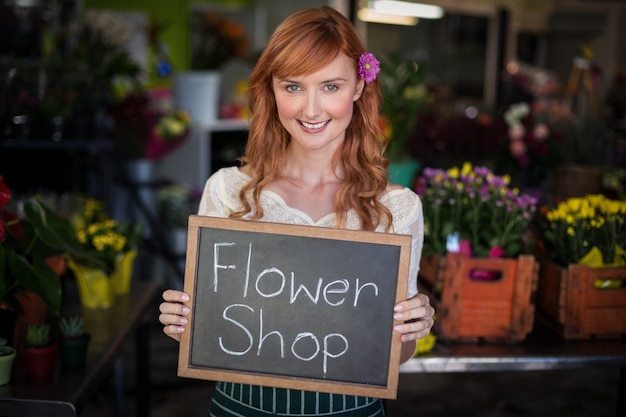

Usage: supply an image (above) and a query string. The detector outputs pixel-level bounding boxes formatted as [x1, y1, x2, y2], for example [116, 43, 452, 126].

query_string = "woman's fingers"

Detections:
[159, 290, 192, 342]
[162, 289, 190, 303]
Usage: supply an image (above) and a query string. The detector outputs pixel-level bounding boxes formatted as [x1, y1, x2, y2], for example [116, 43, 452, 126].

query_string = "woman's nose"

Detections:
[303, 92, 321, 118]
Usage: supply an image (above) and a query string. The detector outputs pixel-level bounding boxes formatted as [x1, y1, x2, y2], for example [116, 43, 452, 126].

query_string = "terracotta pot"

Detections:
[14, 292, 47, 352]
[24, 344, 58, 377]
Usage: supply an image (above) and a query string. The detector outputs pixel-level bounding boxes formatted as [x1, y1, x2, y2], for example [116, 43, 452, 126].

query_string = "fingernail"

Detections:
[176, 326, 185, 333]
[180, 317, 188, 324]
[394, 325, 403, 332]
[182, 294, 190, 301]
[182, 307, 190, 314]
[394, 313, 403, 320]
[394, 305, 403, 311]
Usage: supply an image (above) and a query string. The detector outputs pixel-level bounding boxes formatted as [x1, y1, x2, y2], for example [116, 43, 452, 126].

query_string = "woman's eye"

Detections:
[286, 85, 301, 92]
[325, 84, 338, 92]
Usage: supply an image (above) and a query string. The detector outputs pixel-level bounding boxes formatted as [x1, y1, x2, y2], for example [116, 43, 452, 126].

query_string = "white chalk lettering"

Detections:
[290, 273, 323, 304]
[323, 334, 349, 376]
[323, 279, 349, 306]
[353, 279, 379, 307]
[213, 242, 380, 307]
[219, 304, 254, 355]
[257, 308, 285, 357]
[213, 242, 237, 292]
[291, 332, 320, 362]
[256, 268, 286, 298]
[218, 305, 349, 375]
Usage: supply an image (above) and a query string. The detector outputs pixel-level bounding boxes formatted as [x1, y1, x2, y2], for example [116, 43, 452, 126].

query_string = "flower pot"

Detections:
[0, 348, 16, 385]
[551, 164, 604, 200]
[173, 71, 222, 124]
[67, 259, 114, 309]
[110, 250, 138, 295]
[59, 334, 91, 370]
[536, 261, 626, 339]
[24, 344, 57, 377]
[419, 253, 538, 342]
[13, 292, 47, 352]
[388, 159, 420, 188]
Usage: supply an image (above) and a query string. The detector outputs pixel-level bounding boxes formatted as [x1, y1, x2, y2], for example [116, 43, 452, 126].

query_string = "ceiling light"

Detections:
[357, 8, 418, 26]
[368, 1, 444, 19]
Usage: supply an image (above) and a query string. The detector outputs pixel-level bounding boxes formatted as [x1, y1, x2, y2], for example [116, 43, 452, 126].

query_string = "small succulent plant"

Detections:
[26, 323, 51, 348]
[59, 315, 85, 338]
[0, 338, 14, 356]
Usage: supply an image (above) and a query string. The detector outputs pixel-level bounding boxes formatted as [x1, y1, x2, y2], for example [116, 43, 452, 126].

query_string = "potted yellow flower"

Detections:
[66, 197, 142, 308]
[535, 194, 626, 339]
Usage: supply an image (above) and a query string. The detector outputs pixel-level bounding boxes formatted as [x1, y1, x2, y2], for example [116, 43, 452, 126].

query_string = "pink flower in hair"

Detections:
[358, 52, 380, 84]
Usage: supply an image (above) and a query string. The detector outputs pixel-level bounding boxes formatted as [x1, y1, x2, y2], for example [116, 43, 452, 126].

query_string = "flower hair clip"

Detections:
[358, 52, 380, 84]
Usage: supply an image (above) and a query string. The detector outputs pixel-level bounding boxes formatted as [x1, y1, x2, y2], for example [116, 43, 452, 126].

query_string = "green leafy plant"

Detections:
[26, 323, 51, 348]
[59, 315, 85, 339]
[379, 55, 429, 162]
[0, 338, 14, 356]
[1, 176, 100, 315]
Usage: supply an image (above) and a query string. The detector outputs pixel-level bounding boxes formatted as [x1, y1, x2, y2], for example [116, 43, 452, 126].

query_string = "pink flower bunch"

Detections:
[415, 162, 537, 258]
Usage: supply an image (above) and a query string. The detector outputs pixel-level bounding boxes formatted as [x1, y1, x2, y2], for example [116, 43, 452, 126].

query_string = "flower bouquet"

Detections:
[109, 91, 191, 161]
[502, 100, 566, 187]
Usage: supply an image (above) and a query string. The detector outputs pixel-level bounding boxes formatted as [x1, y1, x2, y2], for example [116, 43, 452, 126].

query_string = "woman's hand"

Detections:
[393, 293, 435, 342]
[159, 289, 191, 342]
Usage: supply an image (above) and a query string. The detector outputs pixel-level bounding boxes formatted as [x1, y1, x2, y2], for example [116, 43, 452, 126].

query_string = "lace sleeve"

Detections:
[197, 168, 246, 217]
[403, 198, 423, 299]
[386, 190, 424, 299]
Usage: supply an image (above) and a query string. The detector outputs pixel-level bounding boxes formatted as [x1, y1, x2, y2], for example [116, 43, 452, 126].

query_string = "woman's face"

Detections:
[272, 53, 364, 155]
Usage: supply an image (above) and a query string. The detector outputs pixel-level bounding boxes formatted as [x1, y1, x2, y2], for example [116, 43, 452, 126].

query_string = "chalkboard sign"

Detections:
[178, 215, 412, 399]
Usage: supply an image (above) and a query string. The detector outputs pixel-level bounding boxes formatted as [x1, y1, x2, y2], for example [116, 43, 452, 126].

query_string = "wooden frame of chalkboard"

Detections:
[178, 215, 412, 399]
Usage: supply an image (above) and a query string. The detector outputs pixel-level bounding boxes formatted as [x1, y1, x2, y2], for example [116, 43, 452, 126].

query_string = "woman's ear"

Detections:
[353, 79, 365, 101]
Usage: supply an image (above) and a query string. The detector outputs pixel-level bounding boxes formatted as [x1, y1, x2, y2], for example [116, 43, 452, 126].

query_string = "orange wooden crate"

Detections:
[536, 262, 626, 340]
[418, 253, 538, 343]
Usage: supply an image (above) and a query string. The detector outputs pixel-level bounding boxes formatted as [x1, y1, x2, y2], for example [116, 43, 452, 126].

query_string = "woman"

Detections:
[160, 6, 434, 416]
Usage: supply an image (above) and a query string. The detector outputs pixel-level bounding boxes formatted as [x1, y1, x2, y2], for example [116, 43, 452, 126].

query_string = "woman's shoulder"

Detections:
[199, 166, 249, 216]
[207, 166, 249, 187]
[380, 185, 422, 231]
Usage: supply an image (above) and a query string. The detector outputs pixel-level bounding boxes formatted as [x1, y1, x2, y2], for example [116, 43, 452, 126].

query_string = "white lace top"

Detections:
[198, 166, 423, 298]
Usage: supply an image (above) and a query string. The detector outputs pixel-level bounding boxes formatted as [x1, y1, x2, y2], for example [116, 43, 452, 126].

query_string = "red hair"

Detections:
[232, 6, 392, 231]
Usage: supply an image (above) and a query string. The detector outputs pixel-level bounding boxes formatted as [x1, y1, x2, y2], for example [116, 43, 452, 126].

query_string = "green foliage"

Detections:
[59, 315, 85, 338]
[26, 323, 51, 348]
[1, 197, 101, 314]
[379, 54, 429, 162]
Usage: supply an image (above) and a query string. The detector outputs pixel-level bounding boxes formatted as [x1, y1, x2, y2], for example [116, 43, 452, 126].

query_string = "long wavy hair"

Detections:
[232, 6, 392, 231]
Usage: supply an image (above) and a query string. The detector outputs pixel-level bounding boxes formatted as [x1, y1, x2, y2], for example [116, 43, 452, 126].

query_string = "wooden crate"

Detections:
[536, 262, 626, 340]
[418, 253, 538, 343]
